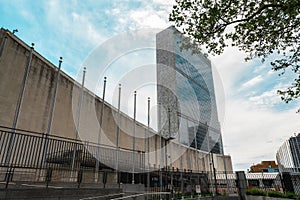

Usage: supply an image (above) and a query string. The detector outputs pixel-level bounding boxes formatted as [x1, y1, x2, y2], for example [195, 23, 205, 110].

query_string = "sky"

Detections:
[0, 0, 299, 171]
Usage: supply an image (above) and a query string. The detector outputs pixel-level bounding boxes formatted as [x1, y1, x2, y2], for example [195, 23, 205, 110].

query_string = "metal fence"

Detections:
[281, 172, 300, 194]
[0, 126, 145, 188]
[2, 126, 300, 199]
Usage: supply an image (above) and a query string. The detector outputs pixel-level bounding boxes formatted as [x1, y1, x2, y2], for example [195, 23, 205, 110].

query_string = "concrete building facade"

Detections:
[0, 28, 232, 173]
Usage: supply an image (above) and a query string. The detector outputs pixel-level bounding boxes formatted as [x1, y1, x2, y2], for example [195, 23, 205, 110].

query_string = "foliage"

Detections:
[246, 188, 300, 199]
[169, 0, 300, 110]
[267, 190, 286, 198]
[284, 192, 298, 199]
[245, 188, 266, 196]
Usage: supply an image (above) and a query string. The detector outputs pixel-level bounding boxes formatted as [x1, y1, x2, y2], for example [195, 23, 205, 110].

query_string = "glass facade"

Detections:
[156, 27, 222, 154]
[277, 135, 300, 172]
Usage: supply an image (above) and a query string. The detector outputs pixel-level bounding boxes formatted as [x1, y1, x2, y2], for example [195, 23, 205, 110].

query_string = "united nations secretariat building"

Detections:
[0, 26, 233, 193]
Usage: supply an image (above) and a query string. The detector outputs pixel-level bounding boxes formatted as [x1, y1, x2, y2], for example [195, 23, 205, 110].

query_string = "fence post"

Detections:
[46, 167, 52, 188]
[282, 172, 294, 193]
[103, 171, 107, 188]
[77, 167, 83, 188]
[236, 171, 247, 200]
[5, 167, 14, 189]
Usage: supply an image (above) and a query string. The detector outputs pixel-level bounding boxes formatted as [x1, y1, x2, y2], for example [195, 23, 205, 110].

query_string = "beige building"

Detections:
[0, 28, 233, 173]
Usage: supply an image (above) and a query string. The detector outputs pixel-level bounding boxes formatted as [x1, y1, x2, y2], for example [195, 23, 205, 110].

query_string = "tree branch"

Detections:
[206, 4, 284, 35]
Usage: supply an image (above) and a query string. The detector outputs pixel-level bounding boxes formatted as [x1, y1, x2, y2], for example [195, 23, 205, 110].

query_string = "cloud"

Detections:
[253, 65, 267, 73]
[222, 99, 300, 171]
[242, 75, 263, 88]
[129, 10, 169, 29]
[248, 90, 281, 107]
[45, 0, 107, 46]
[210, 46, 251, 91]
[105, 0, 172, 31]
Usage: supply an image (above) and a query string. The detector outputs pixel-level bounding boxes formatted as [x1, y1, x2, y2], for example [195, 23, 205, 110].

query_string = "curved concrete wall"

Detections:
[0, 29, 232, 173]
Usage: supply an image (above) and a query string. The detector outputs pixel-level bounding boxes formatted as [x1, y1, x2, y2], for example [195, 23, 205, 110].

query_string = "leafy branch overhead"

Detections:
[169, 0, 300, 110]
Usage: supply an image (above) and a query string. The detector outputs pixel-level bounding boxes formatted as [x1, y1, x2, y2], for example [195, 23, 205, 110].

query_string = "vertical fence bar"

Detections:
[11, 133, 20, 165]
[0, 132, 9, 164]
[21, 136, 29, 166]
[31, 136, 39, 167]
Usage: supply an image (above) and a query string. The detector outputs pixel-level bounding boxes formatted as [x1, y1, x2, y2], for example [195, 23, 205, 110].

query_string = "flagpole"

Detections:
[159, 102, 163, 200]
[5, 43, 34, 167]
[115, 84, 121, 185]
[132, 91, 137, 184]
[147, 97, 151, 199]
[41, 57, 62, 168]
[71, 67, 86, 180]
[95, 77, 107, 182]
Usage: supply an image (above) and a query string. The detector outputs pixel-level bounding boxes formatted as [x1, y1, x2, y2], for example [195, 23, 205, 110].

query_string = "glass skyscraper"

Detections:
[277, 134, 300, 172]
[156, 26, 223, 154]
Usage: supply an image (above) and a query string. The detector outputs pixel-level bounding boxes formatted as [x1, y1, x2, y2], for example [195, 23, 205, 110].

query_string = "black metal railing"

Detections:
[2, 126, 300, 199]
[0, 126, 144, 170]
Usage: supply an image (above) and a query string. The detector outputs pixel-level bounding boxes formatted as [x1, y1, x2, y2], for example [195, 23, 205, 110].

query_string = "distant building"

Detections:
[277, 133, 300, 173]
[250, 161, 279, 173]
